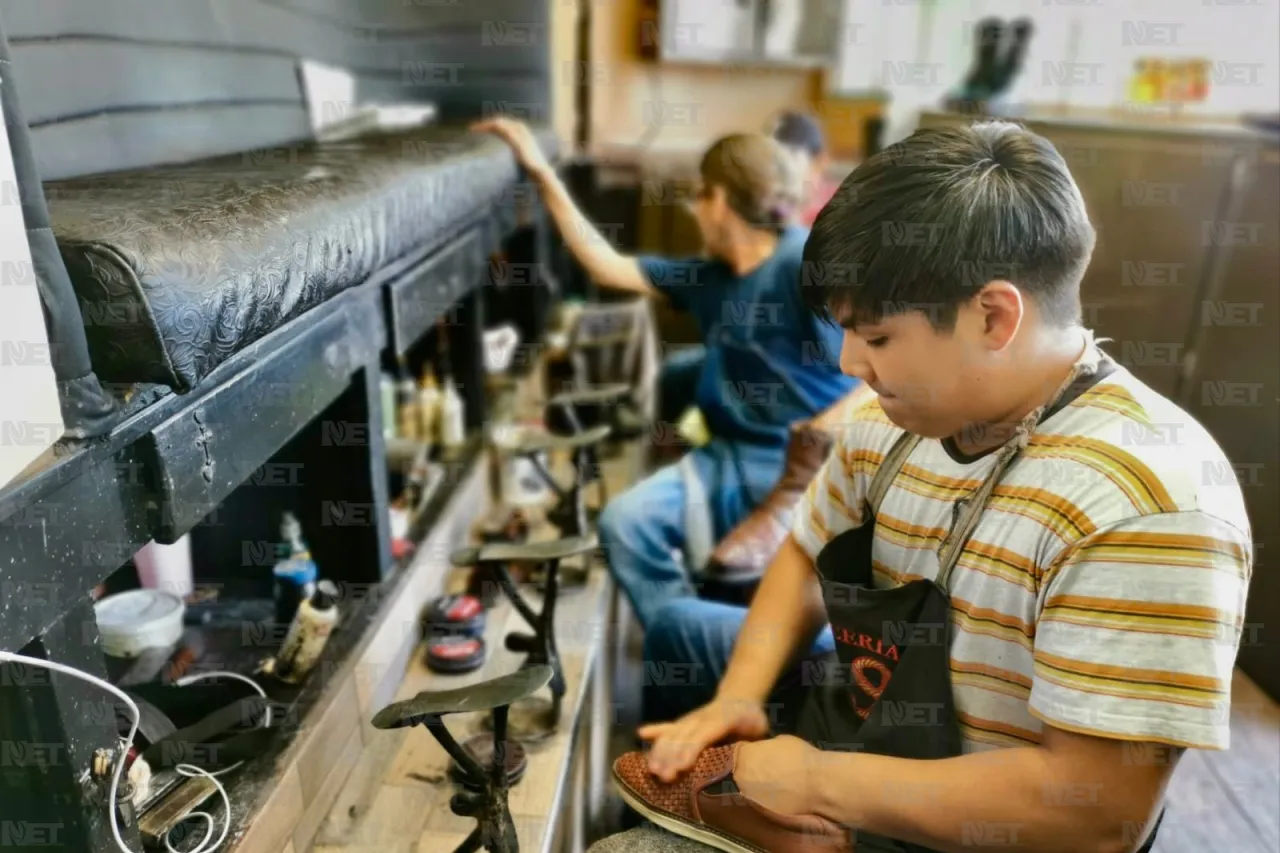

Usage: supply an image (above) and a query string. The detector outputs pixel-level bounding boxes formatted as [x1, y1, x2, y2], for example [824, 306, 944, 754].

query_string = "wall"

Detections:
[833, 0, 1280, 147]
[584, 0, 820, 154]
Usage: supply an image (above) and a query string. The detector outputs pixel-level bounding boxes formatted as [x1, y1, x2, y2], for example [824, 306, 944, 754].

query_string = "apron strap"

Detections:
[934, 336, 1107, 591]
[865, 431, 922, 518]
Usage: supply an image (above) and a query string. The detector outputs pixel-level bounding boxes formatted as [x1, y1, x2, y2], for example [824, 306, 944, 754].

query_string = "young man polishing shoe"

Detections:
[600, 121, 1253, 853]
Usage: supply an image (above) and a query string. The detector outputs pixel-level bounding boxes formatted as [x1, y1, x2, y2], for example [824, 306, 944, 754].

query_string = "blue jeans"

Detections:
[641, 598, 836, 726]
[598, 440, 783, 629]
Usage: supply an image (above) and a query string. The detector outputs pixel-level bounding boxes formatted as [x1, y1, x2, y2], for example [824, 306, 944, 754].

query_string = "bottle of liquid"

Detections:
[397, 358, 420, 441]
[272, 512, 317, 625]
[418, 365, 441, 444]
[435, 321, 466, 451]
[379, 373, 397, 440]
[439, 374, 466, 450]
[273, 580, 340, 684]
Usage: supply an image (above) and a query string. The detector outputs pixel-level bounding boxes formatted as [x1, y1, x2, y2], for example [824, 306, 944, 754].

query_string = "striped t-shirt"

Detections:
[792, 362, 1253, 752]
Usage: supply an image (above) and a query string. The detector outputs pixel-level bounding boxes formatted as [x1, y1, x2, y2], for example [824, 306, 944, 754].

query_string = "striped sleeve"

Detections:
[791, 425, 870, 561]
[1029, 511, 1253, 750]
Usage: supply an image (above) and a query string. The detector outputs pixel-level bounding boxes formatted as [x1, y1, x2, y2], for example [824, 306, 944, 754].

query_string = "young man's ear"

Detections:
[975, 280, 1024, 351]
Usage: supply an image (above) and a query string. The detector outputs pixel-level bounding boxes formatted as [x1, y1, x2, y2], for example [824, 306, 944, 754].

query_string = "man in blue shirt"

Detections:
[474, 120, 866, 652]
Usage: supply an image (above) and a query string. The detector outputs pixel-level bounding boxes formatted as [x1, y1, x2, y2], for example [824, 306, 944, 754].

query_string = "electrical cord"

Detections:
[0, 651, 266, 853]
[173, 671, 272, 779]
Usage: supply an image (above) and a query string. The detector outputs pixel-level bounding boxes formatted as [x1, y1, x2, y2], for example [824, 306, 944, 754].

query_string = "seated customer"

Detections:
[770, 110, 839, 227]
[597, 120, 1253, 853]
[655, 112, 842, 438]
[472, 118, 864, 631]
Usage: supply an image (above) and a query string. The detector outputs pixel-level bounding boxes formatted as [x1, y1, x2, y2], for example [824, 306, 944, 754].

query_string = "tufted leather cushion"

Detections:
[44, 124, 536, 392]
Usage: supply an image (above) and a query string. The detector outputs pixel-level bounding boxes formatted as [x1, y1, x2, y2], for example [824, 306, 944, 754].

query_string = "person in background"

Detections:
[663, 111, 840, 437]
[770, 110, 839, 226]
[472, 118, 868, 644]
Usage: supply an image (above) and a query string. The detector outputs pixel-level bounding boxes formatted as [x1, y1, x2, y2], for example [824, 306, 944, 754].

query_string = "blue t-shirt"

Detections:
[639, 226, 856, 448]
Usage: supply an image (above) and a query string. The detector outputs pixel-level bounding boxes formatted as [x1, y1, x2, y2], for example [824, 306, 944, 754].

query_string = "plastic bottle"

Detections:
[272, 512, 317, 625]
[273, 580, 340, 684]
[379, 373, 397, 440]
[418, 365, 441, 443]
[439, 375, 466, 449]
[397, 359, 420, 441]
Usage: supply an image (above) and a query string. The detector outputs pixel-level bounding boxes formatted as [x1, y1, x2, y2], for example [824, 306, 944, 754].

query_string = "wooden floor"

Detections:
[1155, 669, 1279, 853]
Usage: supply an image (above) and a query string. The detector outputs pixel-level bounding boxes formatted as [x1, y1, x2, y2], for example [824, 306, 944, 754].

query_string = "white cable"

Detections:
[0, 651, 240, 853]
[173, 671, 272, 778]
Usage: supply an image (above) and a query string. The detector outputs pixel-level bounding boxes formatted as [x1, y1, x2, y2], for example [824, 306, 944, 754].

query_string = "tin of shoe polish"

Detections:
[425, 636, 485, 674]
[422, 594, 486, 638]
[449, 734, 527, 790]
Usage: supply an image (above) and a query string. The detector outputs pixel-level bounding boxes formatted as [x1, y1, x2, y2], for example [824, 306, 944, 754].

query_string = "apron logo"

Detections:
[834, 626, 901, 720]
[833, 626, 900, 661]
[851, 656, 893, 720]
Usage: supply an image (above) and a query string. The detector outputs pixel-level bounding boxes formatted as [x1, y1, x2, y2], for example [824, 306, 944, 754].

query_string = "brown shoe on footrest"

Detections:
[706, 421, 834, 584]
[612, 745, 852, 853]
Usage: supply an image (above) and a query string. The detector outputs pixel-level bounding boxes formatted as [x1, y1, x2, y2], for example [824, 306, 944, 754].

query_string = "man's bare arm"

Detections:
[473, 117, 654, 297]
[808, 726, 1177, 853]
[715, 536, 829, 705]
[529, 167, 655, 297]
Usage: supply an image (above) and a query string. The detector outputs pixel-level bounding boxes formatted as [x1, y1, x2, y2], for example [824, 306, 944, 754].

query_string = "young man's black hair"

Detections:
[802, 120, 1096, 331]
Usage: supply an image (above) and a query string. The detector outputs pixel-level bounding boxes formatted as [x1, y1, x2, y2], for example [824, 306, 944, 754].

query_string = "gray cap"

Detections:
[770, 111, 826, 158]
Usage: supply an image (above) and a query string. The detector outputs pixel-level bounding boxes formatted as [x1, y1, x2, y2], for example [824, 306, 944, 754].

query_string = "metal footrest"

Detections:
[371, 666, 553, 853]
[450, 534, 599, 569]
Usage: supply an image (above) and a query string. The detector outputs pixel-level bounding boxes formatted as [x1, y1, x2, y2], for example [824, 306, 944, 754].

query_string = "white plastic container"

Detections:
[133, 535, 194, 599]
[491, 423, 551, 506]
[94, 590, 186, 658]
[439, 376, 466, 448]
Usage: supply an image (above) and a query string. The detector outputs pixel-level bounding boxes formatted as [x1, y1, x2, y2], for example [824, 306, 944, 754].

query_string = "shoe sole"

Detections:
[612, 770, 767, 853]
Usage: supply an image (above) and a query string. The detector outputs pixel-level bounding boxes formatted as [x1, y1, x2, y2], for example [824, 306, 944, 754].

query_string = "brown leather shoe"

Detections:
[613, 744, 851, 853]
[706, 421, 835, 584]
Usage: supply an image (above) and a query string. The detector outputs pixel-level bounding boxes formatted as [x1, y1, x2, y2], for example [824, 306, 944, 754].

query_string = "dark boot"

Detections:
[988, 17, 1035, 99]
[703, 421, 835, 585]
[946, 17, 1004, 112]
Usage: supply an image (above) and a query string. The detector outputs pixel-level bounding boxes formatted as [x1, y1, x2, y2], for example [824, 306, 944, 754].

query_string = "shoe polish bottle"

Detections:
[379, 373, 397, 440]
[418, 365, 441, 445]
[436, 324, 466, 451]
[397, 358, 420, 441]
[439, 374, 466, 450]
[273, 580, 339, 684]
[272, 512, 317, 625]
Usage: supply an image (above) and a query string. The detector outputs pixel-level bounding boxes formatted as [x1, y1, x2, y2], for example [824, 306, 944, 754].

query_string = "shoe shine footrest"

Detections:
[497, 424, 613, 456]
[450, 534, 599, 569]
[372, 667, 553, 853]
[542, 383, 633, 407]
[373, 665, 554, 729]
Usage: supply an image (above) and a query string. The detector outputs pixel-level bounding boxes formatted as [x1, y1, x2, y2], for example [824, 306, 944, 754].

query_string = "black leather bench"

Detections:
[45, 124, 527, 392]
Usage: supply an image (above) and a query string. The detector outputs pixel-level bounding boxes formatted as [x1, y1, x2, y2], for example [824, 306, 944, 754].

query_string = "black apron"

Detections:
[793, 353, 1163, 852]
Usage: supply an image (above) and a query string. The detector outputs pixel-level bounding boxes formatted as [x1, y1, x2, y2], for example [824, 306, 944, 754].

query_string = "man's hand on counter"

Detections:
[471, 118, 553, 183]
